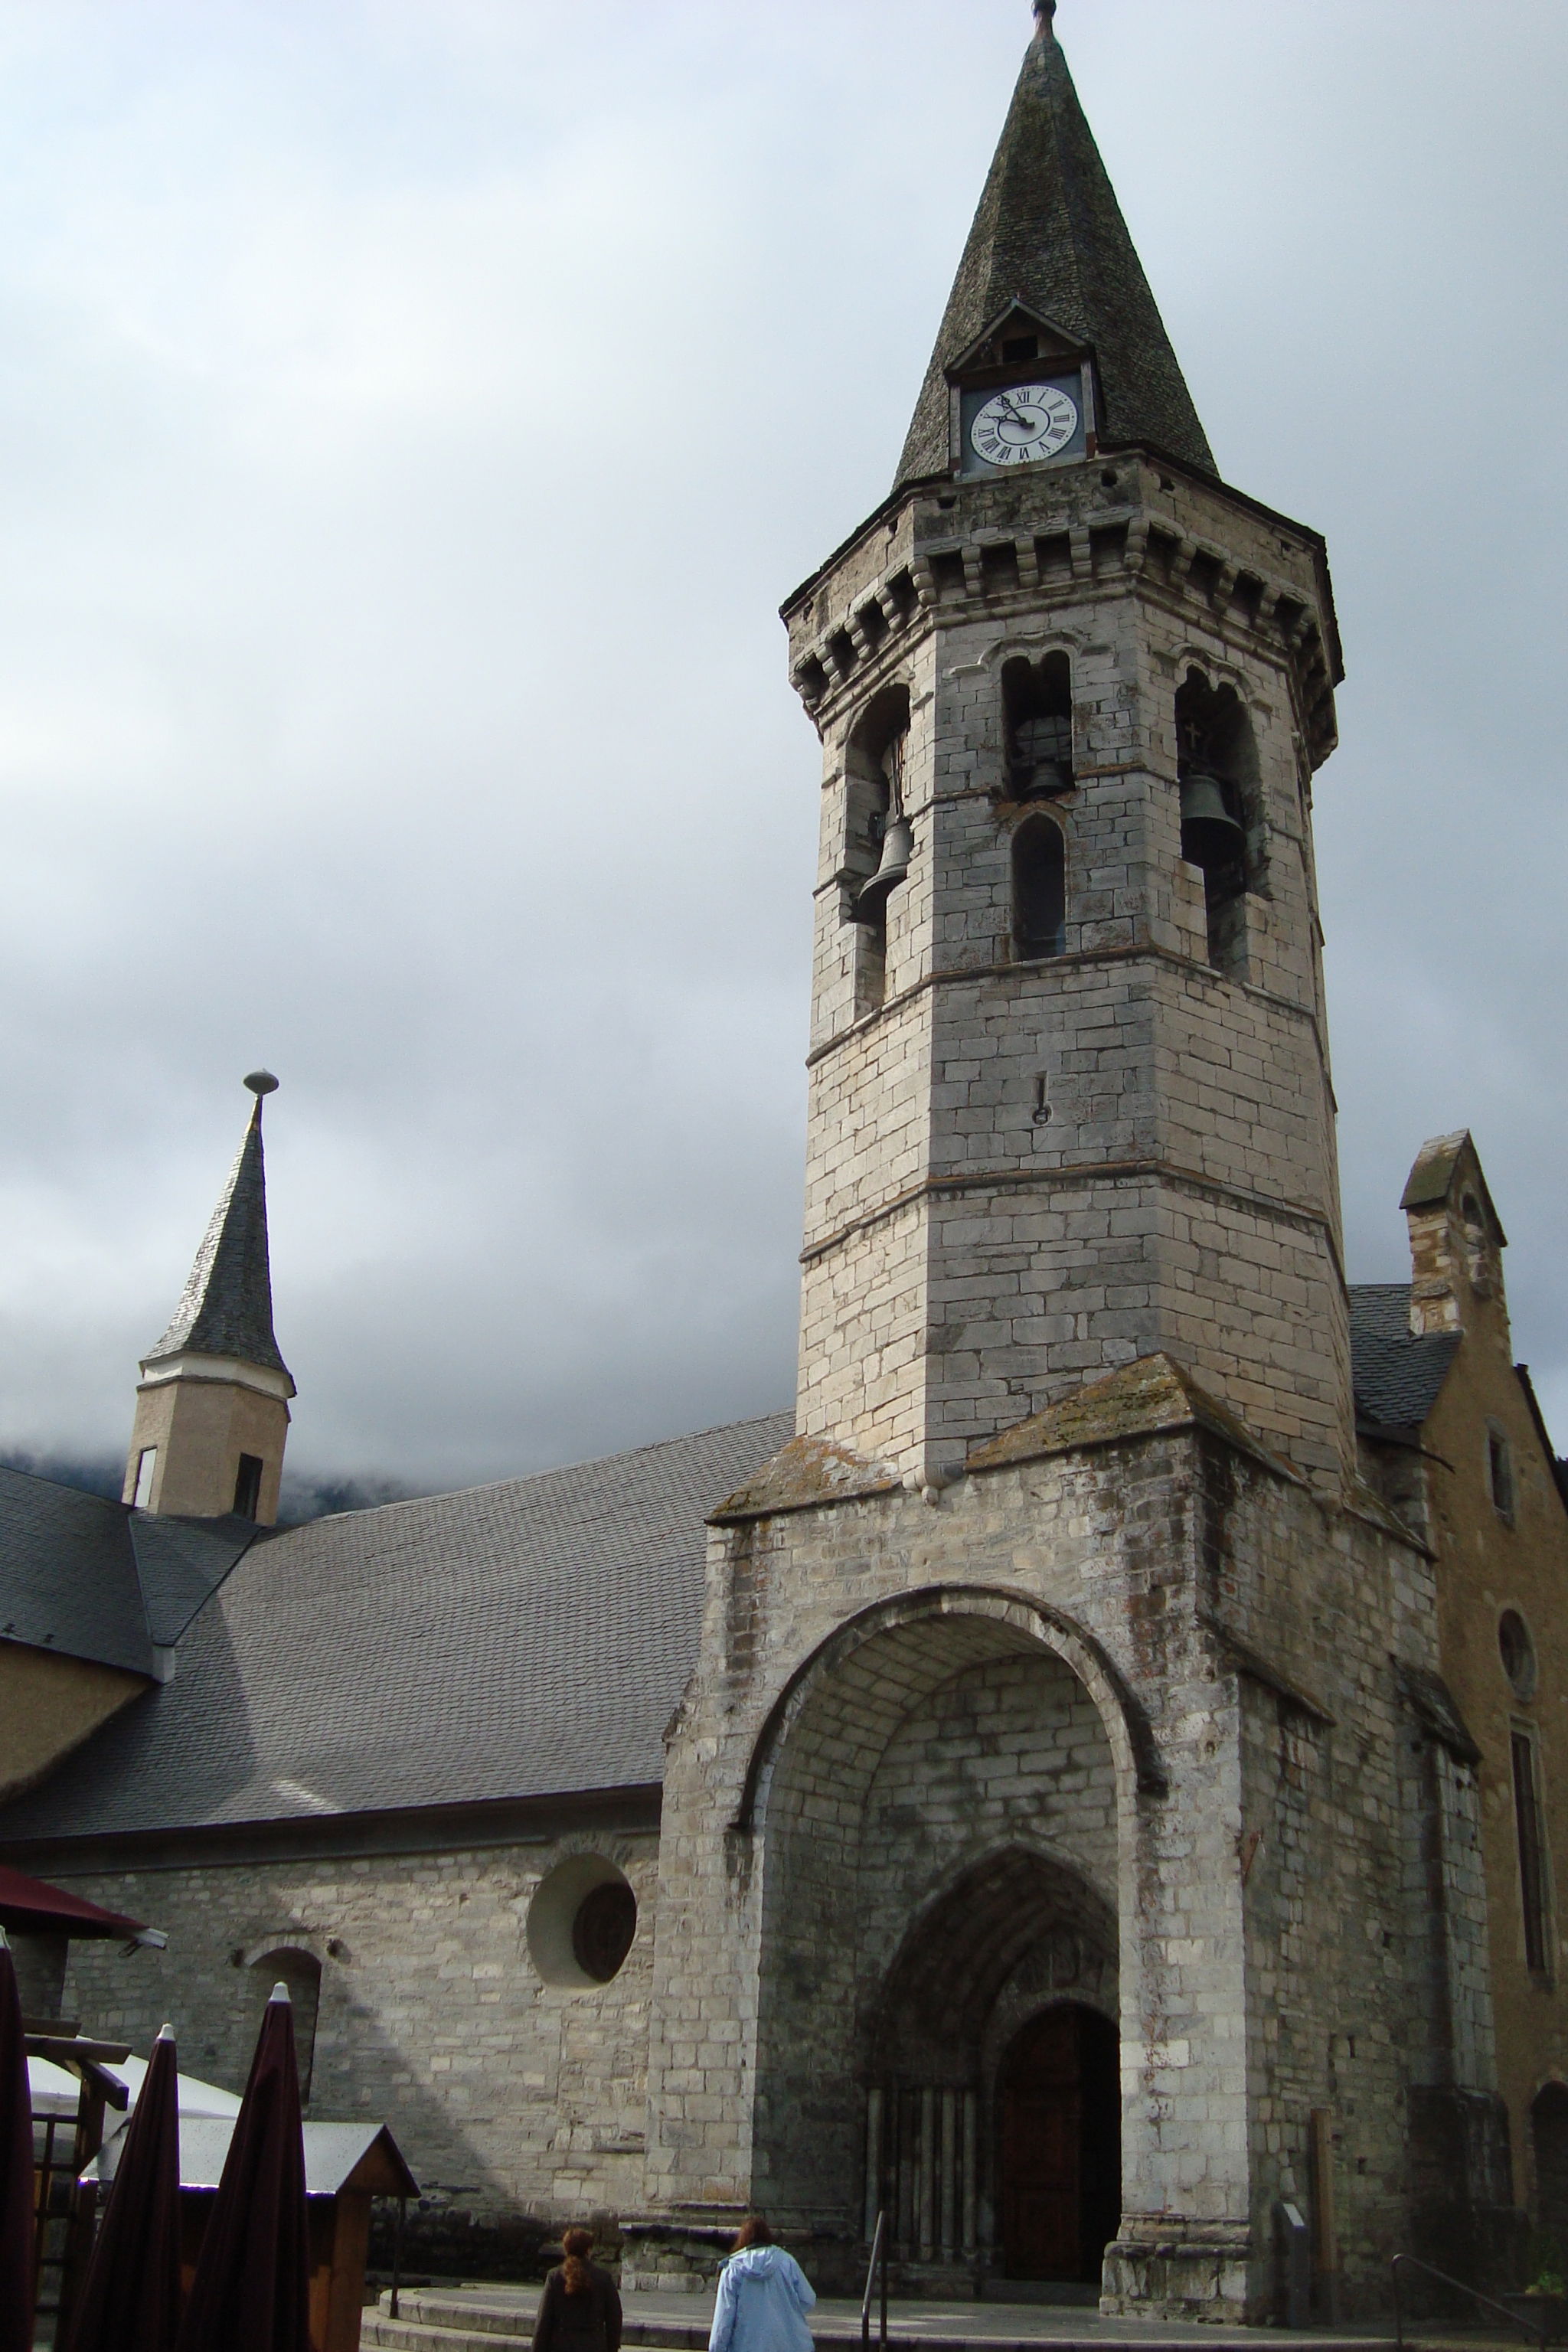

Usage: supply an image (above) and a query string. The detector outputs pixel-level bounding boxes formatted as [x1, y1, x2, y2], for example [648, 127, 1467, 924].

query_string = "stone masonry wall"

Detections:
[52, 1824, 659, 2267]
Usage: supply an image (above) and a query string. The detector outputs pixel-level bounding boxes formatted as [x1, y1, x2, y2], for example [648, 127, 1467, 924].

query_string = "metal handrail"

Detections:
[861, 2208, 888, 2352]
[1391, 2251, 1550, 2351]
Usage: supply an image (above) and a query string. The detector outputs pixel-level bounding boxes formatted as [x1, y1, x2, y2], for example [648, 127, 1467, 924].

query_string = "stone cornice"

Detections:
[801, 1153, 1348, 1296]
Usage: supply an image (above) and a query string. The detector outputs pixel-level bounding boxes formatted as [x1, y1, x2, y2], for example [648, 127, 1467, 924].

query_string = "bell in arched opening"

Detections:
[855, 814, 913, 919]
[1178, 771, 1245, 871]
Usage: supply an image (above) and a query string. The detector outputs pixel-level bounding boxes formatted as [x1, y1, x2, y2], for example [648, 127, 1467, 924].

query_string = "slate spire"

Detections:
[144, 1073, 292, 1383]
[895, 2, 1215, 487]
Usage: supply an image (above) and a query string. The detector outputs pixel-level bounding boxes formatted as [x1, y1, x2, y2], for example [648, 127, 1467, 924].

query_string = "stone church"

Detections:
[4, 2, 1568, 2324]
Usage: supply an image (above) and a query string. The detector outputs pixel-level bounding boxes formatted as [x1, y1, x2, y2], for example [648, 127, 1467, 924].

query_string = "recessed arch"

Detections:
[737, 1583, 1165, 1838]
[745, 1589, 1142, 2263]
[873, 1844, 1117, 2080]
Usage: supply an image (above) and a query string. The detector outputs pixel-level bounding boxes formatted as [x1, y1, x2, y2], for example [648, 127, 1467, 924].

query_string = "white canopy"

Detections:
[28, 2050, 241, 2125]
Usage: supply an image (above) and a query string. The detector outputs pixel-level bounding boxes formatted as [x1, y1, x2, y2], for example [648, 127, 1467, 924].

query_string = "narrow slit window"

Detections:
[1012, 818, 1065, 960]
[132, 1447, 158, 1509]
[1512, 1730, 1553, 1975]
[1488, 1427, 1515, 1519]
[233, 1453, 264, 1521]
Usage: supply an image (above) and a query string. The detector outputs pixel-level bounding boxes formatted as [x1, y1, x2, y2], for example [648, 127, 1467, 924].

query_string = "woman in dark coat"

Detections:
[534, 2227, 623, 2352]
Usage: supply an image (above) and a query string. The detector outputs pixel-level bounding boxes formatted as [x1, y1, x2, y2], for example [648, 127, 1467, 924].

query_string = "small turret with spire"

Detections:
[122, 1072, 296, 1524]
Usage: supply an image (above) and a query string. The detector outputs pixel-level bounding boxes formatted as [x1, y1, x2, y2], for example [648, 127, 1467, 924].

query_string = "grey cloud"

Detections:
[0, 0, 1563, 1487]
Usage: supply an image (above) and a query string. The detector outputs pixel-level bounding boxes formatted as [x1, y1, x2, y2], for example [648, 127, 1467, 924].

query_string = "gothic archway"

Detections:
[865, 1847, 1119, 2278]
[747, 1592, 1129, 2279]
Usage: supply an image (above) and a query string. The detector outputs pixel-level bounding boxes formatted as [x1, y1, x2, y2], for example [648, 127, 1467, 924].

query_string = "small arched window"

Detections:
[1012, 817, 1065, 961]
[250, 1947, 322, 2103]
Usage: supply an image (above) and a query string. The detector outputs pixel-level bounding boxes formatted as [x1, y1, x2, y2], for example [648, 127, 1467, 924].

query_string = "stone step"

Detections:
[371, 2305, 714, 2342]
[368, 2299, 1408, 2352]
[362, 2318, 528, 2352]
[370, 2294, 531, 2341]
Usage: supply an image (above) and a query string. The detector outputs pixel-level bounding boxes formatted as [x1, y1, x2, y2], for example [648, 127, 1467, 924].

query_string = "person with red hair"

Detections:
[534, 2227, 622, 2352]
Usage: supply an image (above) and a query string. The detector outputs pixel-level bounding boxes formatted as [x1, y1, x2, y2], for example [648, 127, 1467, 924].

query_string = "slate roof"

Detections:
[1347, 1284, 1459, 1438]
[895, 8, 1214, 489]
[0, 1463, 257, 1677]
[0, 1411, 793, 1846]
[144, 1100, 291, 1381]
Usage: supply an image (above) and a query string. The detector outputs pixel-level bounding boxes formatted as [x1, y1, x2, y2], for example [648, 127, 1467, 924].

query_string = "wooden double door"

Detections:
[997, 2003, 1121, 2282]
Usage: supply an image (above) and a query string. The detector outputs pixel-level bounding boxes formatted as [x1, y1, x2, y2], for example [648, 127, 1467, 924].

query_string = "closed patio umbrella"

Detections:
[64, 2023, 182, 2352]
[0, 1930, 35, 2352]
[175, 1984, 311, 2352]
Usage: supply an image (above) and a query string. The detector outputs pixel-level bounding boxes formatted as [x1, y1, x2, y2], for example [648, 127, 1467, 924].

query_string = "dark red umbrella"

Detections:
[64, 2022, 182, 2352]
[0, 1864, 164, 1947]
[174, 1984, 312, 2352]
[0, 1933, 35, 2352]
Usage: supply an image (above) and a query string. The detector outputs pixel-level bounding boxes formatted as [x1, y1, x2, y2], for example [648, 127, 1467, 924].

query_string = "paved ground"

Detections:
[380, 2282, 1527, 2349]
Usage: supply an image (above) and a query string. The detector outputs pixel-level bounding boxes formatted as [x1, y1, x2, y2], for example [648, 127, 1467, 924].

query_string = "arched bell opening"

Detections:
[843, 684, 913, 1016]
[1174, 668, 1263, 977]
[864, 1848, 1119, 2285]
[748, 1595, 1129, 2282]
[1001, 652, 1073, 799]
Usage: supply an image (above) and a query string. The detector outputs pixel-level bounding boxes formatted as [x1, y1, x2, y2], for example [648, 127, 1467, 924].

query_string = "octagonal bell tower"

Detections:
[785, 0, 1350, 1491]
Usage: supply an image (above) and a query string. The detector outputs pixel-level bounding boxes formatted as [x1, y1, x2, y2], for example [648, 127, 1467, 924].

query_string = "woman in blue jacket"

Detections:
[708, 2217, 815, 2352]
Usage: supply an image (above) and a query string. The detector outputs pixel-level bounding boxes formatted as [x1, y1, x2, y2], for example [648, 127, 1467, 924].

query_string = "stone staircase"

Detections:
[363, 2296, 716, 2352]
[363, 2292, 530, 2351]
[361, 2291, 1405, 2352]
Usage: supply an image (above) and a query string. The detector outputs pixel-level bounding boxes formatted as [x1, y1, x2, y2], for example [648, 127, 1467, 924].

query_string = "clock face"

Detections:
[969, 381, 1080, 467]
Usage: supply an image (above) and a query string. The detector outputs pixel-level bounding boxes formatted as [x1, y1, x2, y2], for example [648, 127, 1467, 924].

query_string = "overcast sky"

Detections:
[0, 0, 1564, 1498]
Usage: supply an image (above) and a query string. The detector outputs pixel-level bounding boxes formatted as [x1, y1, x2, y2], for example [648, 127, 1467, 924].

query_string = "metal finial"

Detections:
[1034, 0, 1057, 25]
[243, 1070, 279, 1098]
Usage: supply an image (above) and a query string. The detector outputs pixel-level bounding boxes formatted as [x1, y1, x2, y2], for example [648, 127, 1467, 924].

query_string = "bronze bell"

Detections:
[856, 815, 913, 918]
[1178, 771, 1244, 871]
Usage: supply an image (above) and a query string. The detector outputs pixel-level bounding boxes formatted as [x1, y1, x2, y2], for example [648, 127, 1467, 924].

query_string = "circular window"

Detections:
[526, 1855, 638, 1988]
[1500, 1609, 1537, 1700]
[572, 1880, 638, 1982]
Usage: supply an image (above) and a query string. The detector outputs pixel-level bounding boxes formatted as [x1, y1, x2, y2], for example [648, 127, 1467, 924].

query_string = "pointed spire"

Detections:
[896, 5, 1214, 487]
[143, 1073, 292, 1384]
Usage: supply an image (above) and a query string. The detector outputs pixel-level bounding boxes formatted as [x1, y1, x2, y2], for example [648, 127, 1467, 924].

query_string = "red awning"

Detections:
[0, 1866, 165, 1949]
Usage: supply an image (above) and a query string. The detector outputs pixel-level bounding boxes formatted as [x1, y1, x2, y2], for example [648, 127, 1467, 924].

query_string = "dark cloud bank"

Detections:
[0, 0, 1563, 1494]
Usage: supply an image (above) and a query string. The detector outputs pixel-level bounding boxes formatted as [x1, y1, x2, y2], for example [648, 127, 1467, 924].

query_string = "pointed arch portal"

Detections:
[748, 1592, 1129, 2285]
